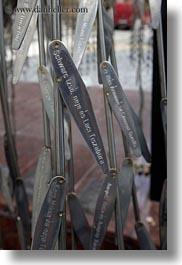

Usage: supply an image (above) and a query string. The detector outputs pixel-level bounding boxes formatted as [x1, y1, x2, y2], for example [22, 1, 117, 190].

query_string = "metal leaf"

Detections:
[159, 179, 167, 250]
[73, 0, 98, 69]
[0, 166, 14, 213]
[90, 172, 117, 250]
[149, 0, 162, 29]
[31, 176, 66, 250]
[97, 7, 114, 84]
[100, 61, 142, 158]
[12, 0, 38, 50]
[129, 106, 151, 163]
[118, 159, 134, 229]
[49, 40, 109, 174]
[15, 179, 31, 240]
[38, 66, 55, 128]
[32, 147, 52, 236]
[135, 222, 156, 250]
[68, 193, 90, 250]
[13, 11, 38, 84]
[160, 98, 167, 138]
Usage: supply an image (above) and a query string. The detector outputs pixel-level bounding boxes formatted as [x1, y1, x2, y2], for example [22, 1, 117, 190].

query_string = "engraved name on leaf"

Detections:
[14, 0, 32, 42]
[38, 181, 60, 250]
[92, 180, 113, 249]
[102, 65, 137, 149]
[53, 49, 105, 166]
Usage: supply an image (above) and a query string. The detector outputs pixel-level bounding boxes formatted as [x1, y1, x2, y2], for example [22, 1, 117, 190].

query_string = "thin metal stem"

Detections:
[16, 217, 27, 250]
[52, 0, 65, 177]
[52, 0, 66, 250]
[67, 118, 77, 250]
[37, 0, 51, 148]
[132, 183, 141, 223]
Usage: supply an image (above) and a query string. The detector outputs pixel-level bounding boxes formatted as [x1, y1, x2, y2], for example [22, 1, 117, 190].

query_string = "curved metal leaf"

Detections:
[68, 193, 90, 250]
[118, 159, 134, 229]
[129, 107, 151, 163]
[0, 167, 14, 213]
[4, 135, 18, 184]
[90, 172, 117, 250]
[135, 222, 156, 250]
[15, 179, 31, 238]
[31, 176, 66, 250]
[12, 0, 38, 50]
[159, 179, 167, 250]
[13, 11, 38, 84]
[64, 118, 71, 161]
[97, 7, 114, 84]
[16, 216, 27, 250]
[100, 61, 142, 158]
[49, 40, 109, 174]
[38, 66, 54, 128]
[136, 0, 145, 20]
[149, 0, 162, 29]
[103, 7, 114, 61]
[73, 0, 98, 69]
[161, 98, 167, 138]
[32, 147, 52, 236]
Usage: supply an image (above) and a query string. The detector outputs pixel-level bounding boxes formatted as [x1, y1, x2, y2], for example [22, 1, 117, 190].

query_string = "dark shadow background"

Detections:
[150, 0, 167, 201]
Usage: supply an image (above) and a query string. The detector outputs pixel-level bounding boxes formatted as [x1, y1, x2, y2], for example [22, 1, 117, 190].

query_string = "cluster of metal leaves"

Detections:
[0, 0, 166, 251]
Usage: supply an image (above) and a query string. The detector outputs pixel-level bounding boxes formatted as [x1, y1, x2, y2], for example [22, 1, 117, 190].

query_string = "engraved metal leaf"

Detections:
[49, 40, 109, 174]
[13, 11, 38, 84]
[118, 159, 134, 229]
[12, 0, 38, 50]
[38, 66, 55, 128]
[73, 0, 98, 69]
[68, 193, 90, 250]
[129, 107, 151, 163]
[97, 7, 114, 84]
[135, 222, 156, 250]
[32, 147, 52, 236]
[100, 61, 142, 158]
[31, 176, 66, 250]
[90, 173, 117, 250]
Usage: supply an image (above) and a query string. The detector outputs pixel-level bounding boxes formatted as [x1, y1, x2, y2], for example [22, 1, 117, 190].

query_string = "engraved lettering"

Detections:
[37, 181, 60, 249]
[52, 49, 106, 167]
[92, 181, 113, 249]
[14, 0, 31, 42]
[103, 66, 137, 149]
